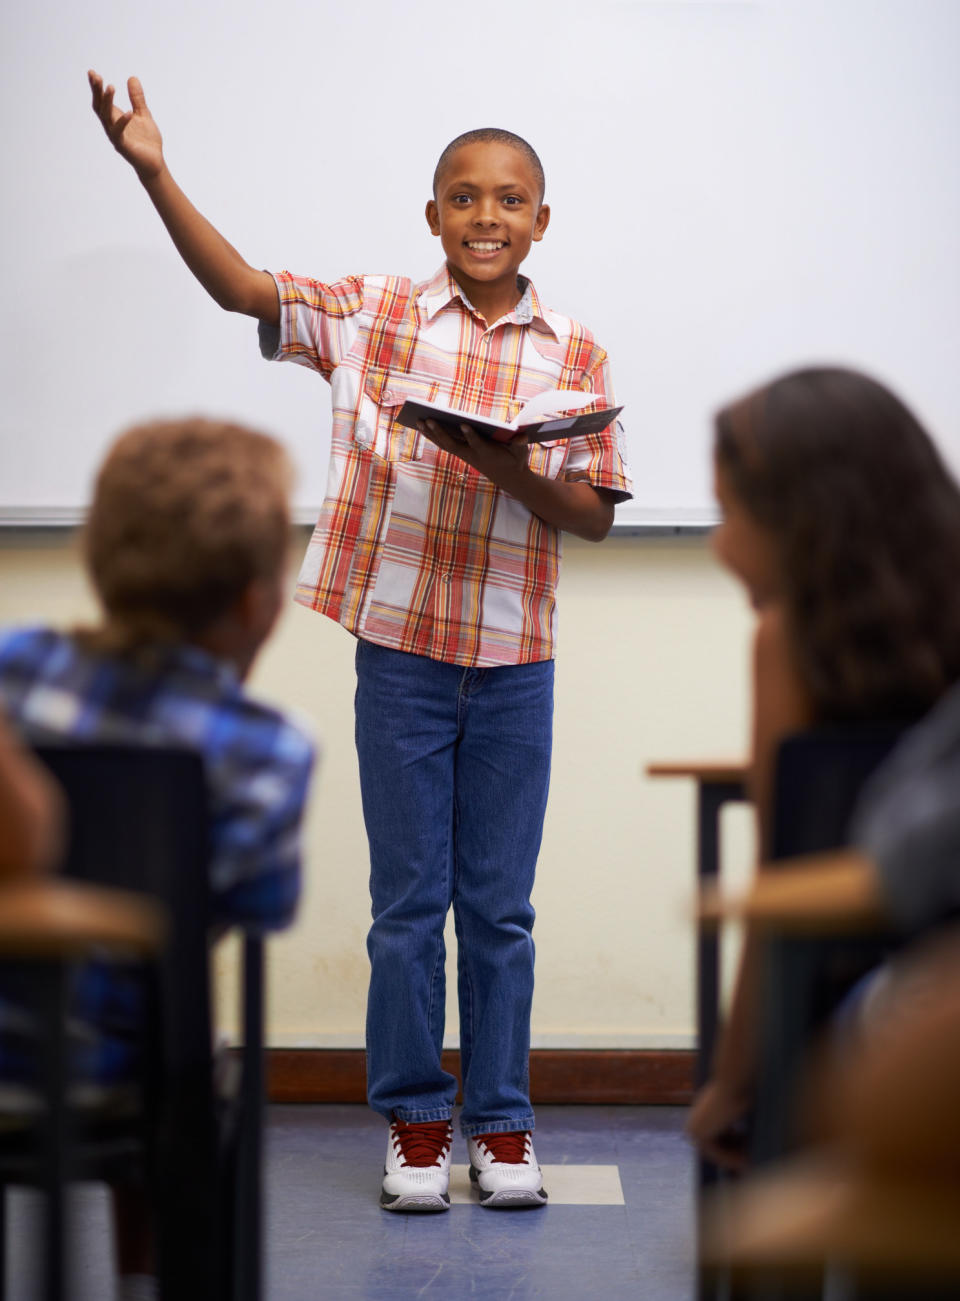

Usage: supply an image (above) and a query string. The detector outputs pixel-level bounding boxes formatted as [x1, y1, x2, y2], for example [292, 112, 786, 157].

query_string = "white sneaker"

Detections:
[467, 1131, 548, 1208]
[380, 1118, 453, 1212]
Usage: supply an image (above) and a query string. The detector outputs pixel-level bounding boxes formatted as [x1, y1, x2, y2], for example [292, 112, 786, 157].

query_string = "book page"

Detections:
[514, 389, 603, 425]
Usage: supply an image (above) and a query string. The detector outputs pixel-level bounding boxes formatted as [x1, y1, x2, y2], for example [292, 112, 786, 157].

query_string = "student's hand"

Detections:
[418, 419, 530, 483]
[88, 71, 164, 183]
[685, 1077, 752, 1172]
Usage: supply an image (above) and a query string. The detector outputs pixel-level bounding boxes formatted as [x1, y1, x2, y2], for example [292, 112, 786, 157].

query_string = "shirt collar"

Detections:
[418, 266, 558, 338]
[110, 638, 240, 690]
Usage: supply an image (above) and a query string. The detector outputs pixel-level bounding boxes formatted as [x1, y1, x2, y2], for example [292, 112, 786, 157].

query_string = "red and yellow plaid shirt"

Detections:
[260, 266, 633, 666]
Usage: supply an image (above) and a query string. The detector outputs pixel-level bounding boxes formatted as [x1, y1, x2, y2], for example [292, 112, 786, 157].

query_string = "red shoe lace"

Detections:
[391, 1120, 451, 1167]
[473, 1131, 530, 1163]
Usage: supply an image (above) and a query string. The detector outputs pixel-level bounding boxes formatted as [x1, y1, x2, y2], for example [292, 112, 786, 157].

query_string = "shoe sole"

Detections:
[477, 1187, 548, 1208]
[469, 1166, 548, 1209]
[380, 1190, 451, 1212]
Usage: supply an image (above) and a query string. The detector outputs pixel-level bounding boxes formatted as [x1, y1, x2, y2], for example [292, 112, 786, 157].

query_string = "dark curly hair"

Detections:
[715, 367, 960, 723]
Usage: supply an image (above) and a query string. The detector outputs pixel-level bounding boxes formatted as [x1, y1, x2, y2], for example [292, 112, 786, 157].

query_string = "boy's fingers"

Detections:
[111, 111, 134, 143]
[127, 76, 147, 113]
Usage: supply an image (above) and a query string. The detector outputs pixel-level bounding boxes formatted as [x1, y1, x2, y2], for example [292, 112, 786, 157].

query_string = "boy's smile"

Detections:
[426, 141, 550, 324]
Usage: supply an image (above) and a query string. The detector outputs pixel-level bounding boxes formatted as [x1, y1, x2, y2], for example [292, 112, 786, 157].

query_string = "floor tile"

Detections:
[448, 1162, 625, 1205]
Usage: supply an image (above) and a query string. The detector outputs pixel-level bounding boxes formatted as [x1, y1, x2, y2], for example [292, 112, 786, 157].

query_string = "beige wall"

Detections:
[0, 529, 756, 1049]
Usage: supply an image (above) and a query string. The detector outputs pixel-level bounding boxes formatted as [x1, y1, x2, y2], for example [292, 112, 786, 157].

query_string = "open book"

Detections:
[395, 388, 623, 444]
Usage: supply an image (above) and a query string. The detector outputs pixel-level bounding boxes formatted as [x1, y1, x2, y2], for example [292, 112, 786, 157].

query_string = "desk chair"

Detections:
[0, 879, 163, 1301]
[0, 746, 267, 1301]
[646, 759, 748, 1301]
[646, 760, 749, 1099]
[752, 725, 906, 1168]
[701, 856, 960, 1300]
[697, 725, 911, 1301]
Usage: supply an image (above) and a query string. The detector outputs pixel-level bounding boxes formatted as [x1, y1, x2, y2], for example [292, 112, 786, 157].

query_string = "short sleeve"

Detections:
[851, 687, 960, 931]
[258, 272, 366, 381]
[560, 351, 633, 501]
[208, 714, 318, 932]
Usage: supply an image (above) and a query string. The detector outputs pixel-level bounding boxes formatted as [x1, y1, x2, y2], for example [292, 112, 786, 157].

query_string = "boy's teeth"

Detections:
[467, 241, 504, 250]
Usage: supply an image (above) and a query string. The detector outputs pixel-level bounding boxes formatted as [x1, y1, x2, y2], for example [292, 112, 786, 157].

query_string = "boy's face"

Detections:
[425, 142, 550, 309]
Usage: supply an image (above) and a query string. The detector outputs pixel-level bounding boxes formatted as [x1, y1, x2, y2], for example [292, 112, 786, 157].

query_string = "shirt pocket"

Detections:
[357, 369, 438, 463]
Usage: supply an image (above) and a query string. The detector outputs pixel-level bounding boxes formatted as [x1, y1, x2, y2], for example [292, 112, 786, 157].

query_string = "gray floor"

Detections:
[6, 1104, 696, 1299]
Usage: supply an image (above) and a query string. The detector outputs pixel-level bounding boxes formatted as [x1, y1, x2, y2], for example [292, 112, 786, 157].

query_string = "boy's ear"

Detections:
[425, 199, 441, 236]
[245, 575, 284, 639]
[532, 204, 551, 242]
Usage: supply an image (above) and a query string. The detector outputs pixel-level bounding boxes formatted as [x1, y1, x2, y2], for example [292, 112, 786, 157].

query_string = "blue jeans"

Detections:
[354, 640, 554, 1136]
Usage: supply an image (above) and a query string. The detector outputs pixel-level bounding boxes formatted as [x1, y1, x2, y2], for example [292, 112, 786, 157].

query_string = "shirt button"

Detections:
[440, 573, 451, 584]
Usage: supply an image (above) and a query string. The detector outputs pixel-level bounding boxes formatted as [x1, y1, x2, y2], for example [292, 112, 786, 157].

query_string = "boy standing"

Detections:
[88, 72, 633, 1211]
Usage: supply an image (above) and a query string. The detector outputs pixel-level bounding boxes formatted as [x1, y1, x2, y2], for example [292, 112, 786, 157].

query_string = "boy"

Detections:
[88, 72, 633, 1211]
[0, 418, 316, 1297]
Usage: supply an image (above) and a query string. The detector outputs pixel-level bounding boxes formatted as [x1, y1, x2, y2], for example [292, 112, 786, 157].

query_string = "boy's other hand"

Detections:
[88, 71, 164, 183]
[418, 419, 530, 484]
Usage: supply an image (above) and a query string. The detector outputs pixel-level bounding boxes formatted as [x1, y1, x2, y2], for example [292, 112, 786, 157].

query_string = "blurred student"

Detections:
[687, 366, 960, 1168]
[0, 418, 316, 1301]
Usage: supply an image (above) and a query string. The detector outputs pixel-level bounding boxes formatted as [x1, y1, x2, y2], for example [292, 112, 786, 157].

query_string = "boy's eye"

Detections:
[451, 194, 473, 205]
[503, 196, 523, 206]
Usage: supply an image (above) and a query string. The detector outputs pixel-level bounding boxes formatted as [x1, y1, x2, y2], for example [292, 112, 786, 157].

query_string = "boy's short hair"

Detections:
[84, 418, 292, 647]
[433, 128, 545, 203]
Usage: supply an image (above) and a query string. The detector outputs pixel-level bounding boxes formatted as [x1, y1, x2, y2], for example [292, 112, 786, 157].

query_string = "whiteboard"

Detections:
[1, 0, 958, 529]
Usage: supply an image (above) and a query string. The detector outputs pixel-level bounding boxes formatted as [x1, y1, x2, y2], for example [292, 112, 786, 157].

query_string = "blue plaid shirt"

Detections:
[0, 627, 317, 1090]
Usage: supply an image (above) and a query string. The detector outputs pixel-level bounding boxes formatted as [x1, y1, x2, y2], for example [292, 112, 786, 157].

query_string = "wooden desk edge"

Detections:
[647, 760, 748, 785]
[0, 880, 167, 958]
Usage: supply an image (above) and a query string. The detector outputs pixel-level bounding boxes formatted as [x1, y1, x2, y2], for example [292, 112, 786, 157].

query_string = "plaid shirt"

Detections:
[0, 627, 316, 1088]
[260, 266, 633, 666]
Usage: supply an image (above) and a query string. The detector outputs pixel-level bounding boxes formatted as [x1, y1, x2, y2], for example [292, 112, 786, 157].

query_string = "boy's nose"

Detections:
[473, 200, 499, 225]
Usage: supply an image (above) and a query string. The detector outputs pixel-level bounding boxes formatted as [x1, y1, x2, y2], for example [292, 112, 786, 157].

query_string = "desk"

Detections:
[648, 761, 748, 1301]
[646, 763, 748, 1110]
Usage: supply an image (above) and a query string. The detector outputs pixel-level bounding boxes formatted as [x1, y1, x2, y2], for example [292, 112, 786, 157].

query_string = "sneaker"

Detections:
[467, 1131, 548, 1208]
[380, 1118, 453, 1212]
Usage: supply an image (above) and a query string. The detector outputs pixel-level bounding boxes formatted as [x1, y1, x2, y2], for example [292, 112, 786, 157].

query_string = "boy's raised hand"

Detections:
[88, 71, 163, 182]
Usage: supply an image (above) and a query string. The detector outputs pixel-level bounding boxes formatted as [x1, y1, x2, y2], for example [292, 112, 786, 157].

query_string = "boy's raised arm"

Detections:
[88, 71, 279, 325]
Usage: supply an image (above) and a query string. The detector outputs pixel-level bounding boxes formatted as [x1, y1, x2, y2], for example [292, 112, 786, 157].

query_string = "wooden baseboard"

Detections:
[265, 1049, 694, 1106]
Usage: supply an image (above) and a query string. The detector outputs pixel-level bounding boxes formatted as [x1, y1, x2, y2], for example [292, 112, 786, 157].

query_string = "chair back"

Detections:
[35, 745, 221, 1298]
[770, 724, 907, 862]
[35, 746, 212, 1087]
[753, 724, 909, 1169]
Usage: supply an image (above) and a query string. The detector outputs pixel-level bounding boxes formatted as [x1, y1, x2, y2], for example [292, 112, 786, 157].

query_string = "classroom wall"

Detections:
[0, 530, 756, 1049]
